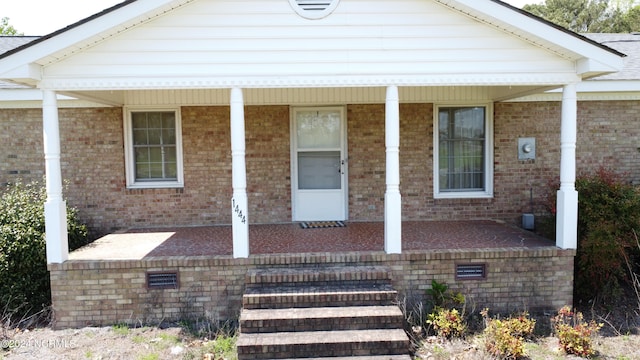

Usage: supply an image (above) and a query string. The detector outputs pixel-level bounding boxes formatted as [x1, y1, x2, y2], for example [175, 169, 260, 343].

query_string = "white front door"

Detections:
[291, 107, 347, 221]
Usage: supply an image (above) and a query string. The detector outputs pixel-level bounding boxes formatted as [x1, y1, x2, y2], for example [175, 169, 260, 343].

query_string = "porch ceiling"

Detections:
[68, 85, 557, 107]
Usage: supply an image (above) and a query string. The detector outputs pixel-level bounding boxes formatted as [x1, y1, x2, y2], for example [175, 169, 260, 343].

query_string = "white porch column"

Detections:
[556, 83, 578, 249]
[384, 86, 402, 254]
[42, 90, 68, 264]
[230, 88, 249, 258]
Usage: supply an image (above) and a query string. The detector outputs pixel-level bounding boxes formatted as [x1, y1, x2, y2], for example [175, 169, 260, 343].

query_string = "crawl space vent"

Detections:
[456, 264, 486, 280]
[289, 0, 340, 19]
[147, 272, 179, 289]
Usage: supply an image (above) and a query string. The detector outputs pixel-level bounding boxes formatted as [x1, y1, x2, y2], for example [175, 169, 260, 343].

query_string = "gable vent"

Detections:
[289, 0, 340, 19]
[147, 272, 179, 289]
[456, 264, 486, 280]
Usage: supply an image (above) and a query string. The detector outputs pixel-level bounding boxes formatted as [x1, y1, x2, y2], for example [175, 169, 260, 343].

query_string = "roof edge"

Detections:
[0, 0, 136, 61]
[489, 0, 626, 58]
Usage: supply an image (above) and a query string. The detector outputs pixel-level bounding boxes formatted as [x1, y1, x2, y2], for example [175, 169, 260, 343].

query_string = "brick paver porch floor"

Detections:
[69, 220, 556, 261]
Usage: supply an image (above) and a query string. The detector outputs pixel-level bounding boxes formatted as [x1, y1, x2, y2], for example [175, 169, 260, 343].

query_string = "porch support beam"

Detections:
[42, 90, 68, 264]
[556, 83, 578, 250]
[230, 88, 250, 258]
[384, 85, 402, 254]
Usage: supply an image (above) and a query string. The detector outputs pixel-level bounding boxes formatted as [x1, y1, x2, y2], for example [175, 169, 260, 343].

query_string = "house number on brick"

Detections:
[232, 198, 247, 224]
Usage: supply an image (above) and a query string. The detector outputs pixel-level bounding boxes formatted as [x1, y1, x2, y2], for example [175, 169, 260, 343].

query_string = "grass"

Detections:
[136, 354, 159, 360]
[112, 323, 130, 336]
[202, 332, 238, 360]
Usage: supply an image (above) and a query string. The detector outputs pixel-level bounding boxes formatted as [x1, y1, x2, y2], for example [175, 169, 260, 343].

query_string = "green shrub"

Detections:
[481, 308, 536, 359]
[0, 181, 88, 316]
[425, 280, 467, 339]
[576, 169, 640, 302]
[552, 306, 602, 357]
[543, 168, 640, 302]
[426, 279, 465, 309]
[426, 307, 466, 339]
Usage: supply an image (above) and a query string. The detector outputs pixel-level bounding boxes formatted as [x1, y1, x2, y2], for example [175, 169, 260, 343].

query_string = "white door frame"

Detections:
[290, 106, 348, 221]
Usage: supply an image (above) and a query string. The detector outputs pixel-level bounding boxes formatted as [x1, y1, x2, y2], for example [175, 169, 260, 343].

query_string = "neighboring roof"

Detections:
[0, 36, 39, 55]
[0, 37, 39, 89]
[584, 33, 640, 81]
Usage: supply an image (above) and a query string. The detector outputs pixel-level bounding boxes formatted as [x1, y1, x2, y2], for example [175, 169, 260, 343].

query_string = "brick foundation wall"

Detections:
[48, 248, 574, 329]
[1, 101, 638, 236]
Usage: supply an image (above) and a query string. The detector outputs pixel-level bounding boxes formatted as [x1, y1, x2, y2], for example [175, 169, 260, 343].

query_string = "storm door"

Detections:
[291, 107, 347, 221]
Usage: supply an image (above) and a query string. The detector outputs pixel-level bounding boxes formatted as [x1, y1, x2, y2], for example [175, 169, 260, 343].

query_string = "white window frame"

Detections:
[433, 103, 494, 199]
[123, 107, 184, 189]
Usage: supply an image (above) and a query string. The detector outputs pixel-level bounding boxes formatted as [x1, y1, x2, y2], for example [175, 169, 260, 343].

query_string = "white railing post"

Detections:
[384, 86, 402, 254]
[556, 83, 578, 249]
[42, 90, 68, 264]
[230, 88, 249, 258]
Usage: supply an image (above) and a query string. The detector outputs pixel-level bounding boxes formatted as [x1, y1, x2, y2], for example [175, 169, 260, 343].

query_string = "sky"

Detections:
[3, 0, 536, 36]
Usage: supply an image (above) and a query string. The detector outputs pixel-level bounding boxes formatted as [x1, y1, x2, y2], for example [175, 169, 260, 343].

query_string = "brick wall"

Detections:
[48, 248, 575, 328]
[576, 100, 640, 183]
[347, 104, 386, 220]
[1, 100, 638, 236]
[0, 108, 45, 186]
[245, 105, 291, 223]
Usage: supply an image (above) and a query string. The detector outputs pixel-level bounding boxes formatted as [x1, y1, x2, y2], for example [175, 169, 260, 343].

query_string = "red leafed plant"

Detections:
[552, 306, 602, 357]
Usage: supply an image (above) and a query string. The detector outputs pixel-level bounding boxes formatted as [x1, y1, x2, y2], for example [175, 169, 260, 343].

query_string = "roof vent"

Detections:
[289, 0, 340, 19]
[147, 271, 179, 289]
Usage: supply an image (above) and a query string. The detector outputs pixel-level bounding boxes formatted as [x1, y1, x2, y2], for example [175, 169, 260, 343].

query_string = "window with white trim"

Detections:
[433, 105, 493, 198]
[124, 109, 184, 189]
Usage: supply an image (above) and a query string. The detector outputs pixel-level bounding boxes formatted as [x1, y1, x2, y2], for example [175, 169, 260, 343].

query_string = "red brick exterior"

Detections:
[1, 100, 638, 237]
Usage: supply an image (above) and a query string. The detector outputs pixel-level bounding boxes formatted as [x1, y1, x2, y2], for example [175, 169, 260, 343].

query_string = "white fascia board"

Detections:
[0, 0, 189, 83]
[576, 58, 623, 78]
[0, 63, 42, 81]
[0, 88, 76, 101]
[0, 89, 110, 108]
[38, 73, 583, 91]
[439, 0, 624, 75]
[506, 80, 640, 101]
[541, 80, 640, 93]
[0, 89, 44, 101]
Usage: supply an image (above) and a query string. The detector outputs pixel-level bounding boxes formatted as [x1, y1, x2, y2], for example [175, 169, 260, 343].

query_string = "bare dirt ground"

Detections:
[1, 324, 233, 360]
[416, 295, 640, 360]
[1, 318, 639, 360]
[1, 322, 640, 360]
[2, 292, 640, 360]
[417, 334, 640, 359]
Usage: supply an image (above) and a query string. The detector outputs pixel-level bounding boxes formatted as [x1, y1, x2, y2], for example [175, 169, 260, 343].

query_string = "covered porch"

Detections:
[68, 220, 555, 259]
[48, 220, 575, 329]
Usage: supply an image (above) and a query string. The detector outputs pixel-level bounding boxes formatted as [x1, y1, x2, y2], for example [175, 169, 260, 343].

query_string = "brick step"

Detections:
[236, 329, 410, 360]
[242, 283, 397, 309]
[240, 305, 404, 333]
[246, 265, 392, 286]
